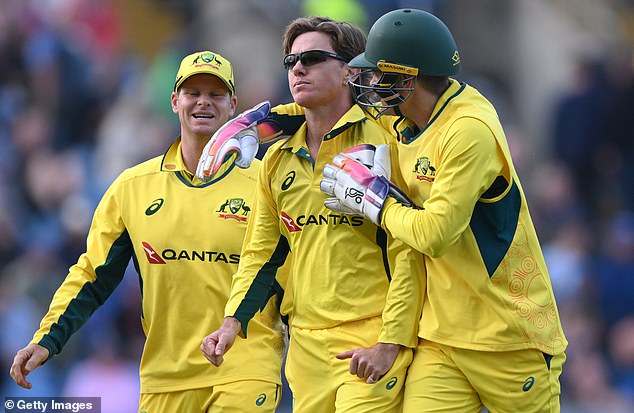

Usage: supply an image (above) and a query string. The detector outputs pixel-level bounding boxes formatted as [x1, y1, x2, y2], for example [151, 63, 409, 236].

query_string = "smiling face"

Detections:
[287, 31, 353, 109]
[171, 74, 237, 142]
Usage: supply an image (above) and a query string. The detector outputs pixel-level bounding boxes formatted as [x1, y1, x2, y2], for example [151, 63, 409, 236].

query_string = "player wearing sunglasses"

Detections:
[201, 16, 423, 413]
[283, 49, 347, 70]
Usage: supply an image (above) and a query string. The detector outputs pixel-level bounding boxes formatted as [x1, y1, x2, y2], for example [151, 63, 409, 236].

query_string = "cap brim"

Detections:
[175, 71, 234, 95]
[348, 53, 376, 69]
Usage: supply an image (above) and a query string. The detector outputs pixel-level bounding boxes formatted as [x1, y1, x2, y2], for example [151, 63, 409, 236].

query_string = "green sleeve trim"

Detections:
[376, 227, 391, 282]
[269, 112, 305, 136]
[38, 230, 133, 357]
[131, 252, 144, 319]
[271, 279, 288, 326]
[470, 181, 521, 276]
[234, 236, 290, 336]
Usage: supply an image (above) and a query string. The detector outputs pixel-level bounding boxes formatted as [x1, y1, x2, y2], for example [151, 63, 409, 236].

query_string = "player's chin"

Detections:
[291, 92, 318, 109]
[190, 123, 220, 137]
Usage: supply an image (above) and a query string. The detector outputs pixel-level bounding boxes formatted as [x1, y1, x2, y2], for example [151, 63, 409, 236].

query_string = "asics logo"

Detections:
[523, 376, 535, 392]
[255, 393, 267, 406]
[281, 171, 296, 191]
[145, 198, 164, 215]
[386, 376, 398, 390]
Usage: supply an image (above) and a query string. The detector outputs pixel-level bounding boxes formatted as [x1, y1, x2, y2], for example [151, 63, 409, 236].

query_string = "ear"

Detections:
[400, 76, 416, 89]
[171, 91, 178, 113]
[229, 95, 238, 117]
[344, 65, 356, 85]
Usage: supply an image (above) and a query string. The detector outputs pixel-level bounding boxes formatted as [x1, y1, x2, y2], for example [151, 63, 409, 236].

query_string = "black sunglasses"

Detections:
[283, 50, 347, 70]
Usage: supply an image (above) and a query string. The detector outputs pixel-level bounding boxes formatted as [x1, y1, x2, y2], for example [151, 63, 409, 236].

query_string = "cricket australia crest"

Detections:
[413, 156, 436, 182]
[217, 198, 251, 222]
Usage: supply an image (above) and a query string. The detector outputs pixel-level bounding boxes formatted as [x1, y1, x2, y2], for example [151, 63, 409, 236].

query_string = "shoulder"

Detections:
[353, 117, 395, 145]
[443, 116, 497, 156]
[261, 139, 292, 163]
[228, 158, 261, 184]
[111, 155, 163, 186]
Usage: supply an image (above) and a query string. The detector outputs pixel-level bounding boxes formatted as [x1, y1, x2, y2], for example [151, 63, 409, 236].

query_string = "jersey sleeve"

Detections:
[269, 102, 305, 137]
[224, 154, 290, 336]
[377, 142, 425, 347]
[30, 176, 133, 357]
[378, 230, 425, 347]
[382, 117, 505, 257]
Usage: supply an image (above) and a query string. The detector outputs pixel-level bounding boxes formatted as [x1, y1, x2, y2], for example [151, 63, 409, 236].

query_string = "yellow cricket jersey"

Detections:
[225, 104, 424, 348]
[380, 80, 567, 355]
[30, 139, 286, 393]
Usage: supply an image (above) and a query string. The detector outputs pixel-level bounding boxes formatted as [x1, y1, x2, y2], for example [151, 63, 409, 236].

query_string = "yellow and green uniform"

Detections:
[266, 84, 566, 411]
[226, 104, 424, 412]
[375, 79, 566, 412]
[379, 79, 567, 355]
[31, 139, 286, 396]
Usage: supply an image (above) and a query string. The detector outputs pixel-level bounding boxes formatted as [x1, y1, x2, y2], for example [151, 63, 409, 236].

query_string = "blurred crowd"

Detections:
[0, 1, 632, 412]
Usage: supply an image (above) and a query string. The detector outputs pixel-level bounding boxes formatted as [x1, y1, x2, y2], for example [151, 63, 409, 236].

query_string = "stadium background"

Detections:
[0, 0, 632, 412]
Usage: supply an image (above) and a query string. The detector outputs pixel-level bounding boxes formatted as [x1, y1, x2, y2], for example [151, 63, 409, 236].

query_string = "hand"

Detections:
[321, 152, 392, 225]
[196, 101, 282, 181]
[339, 144, 391, 179]
[321, 149, 413, 225]
[9, 344, 50, 389]
[336, 342, 401, 384]
[200, 317, 241, 367]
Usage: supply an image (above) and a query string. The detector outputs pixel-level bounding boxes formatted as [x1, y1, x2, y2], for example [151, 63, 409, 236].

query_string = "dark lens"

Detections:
[283, 54, 298, 70]
[300, 51, 328, 67]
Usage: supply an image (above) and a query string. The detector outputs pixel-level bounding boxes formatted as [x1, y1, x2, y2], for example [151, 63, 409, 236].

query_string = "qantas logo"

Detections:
[142, 242, 166, 264]
[280, 212, 301, 232]
[141, 242, 239, 264]
[280, 212, 364, 233]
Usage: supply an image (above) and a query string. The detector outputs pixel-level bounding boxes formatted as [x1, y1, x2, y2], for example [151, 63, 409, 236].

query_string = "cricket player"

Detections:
[9, 51, 286, 413]
[200, 17, 424, 413]
[320, 9, 568, 413]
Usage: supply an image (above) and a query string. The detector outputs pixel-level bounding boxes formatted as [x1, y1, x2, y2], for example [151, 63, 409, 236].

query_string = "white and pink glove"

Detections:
[196, 101, 282, 181]
[320, 144, 413, 225]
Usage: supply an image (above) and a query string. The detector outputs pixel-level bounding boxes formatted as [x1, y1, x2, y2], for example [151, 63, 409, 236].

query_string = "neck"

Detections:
[180, 133, 206, 174]
[402, 84, 449, 130]
[304, 98, 352, 158]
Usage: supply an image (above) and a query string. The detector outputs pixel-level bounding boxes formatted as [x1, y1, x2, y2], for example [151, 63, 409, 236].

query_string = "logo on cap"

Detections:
[194, 51, 217, 65]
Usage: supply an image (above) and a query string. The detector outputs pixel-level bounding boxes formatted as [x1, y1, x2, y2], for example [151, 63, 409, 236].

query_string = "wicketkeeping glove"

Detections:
[320, 144, 389, 216]
[340, 143, 391, 179]
[320, 146, 413, 225]
[196, 101, 283, 181]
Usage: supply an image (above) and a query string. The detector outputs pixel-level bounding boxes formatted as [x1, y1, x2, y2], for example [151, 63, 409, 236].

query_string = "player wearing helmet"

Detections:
[321, 9, 567, 413]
